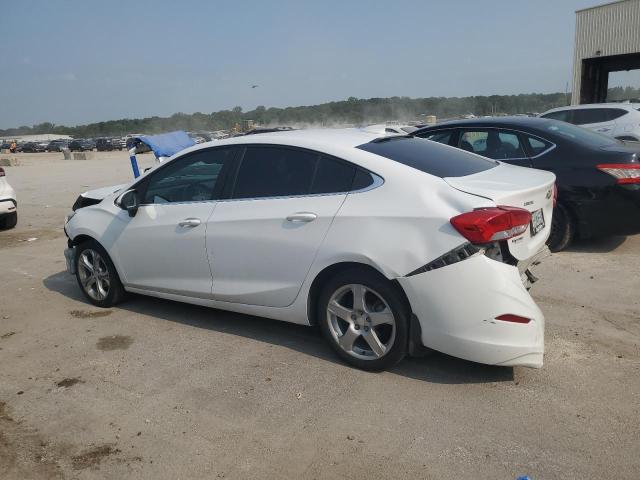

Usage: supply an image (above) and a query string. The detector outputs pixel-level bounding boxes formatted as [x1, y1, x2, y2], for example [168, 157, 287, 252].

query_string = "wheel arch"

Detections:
[306, 261, 412, 326]
[68, 233, 127, 284]
[69, 233, 97, 247]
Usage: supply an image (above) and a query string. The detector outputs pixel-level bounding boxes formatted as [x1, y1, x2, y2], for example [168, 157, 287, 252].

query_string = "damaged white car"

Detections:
[0, 167, 18, 229]
[64, 129, 554, 371]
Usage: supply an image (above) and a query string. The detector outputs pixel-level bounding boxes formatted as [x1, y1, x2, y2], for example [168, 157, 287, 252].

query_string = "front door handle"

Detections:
[178, 217, 201, 227]
[286, 212, 317, 223]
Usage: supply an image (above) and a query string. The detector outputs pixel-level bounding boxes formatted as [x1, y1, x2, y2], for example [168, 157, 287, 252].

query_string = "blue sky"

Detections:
[0, 0, 614, 128]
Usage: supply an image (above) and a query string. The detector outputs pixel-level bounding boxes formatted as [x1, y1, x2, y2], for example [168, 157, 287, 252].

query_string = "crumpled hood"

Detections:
[81, 184, 127, 200]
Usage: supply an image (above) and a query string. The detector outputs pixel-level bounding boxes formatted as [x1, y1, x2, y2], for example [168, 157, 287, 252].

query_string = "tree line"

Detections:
[1, 87, 638, 138]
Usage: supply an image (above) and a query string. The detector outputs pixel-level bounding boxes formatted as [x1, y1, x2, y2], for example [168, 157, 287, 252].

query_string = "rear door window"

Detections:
[357, 136, 496, 177]
[458, 130, 527, 159]
[566, 108, 627, 125]
[310, 156, 356, 194]
[603, 108, 628, 121]
[572, 108, 611, 125]
[232, 147, 317, 199]
[231, 147, 373, 199]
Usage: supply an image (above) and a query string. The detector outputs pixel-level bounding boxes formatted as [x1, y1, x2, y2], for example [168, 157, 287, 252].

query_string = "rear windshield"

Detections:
[357, 136, 497, 177]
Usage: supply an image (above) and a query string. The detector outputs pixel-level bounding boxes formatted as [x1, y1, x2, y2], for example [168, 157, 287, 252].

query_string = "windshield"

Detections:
[542, 119, 620, 147]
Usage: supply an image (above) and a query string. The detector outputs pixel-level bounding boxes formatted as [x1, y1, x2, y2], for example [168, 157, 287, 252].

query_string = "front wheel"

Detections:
[318, 268, 409, 371]
[0, 212, 17, 229]
[75, 240, 125, 307]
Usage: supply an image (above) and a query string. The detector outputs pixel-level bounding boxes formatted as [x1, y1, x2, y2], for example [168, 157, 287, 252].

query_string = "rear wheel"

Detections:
[75, 240, 125, 307]
[318, 268, 409, 371]
[547, 203, 574, 252]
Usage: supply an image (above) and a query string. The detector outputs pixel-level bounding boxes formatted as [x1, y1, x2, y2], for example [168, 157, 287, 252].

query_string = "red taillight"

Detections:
[552, 183, 558, 207]
[0, 167, 4, 177]
[496, 314, 531, 324]
[597, 163, 640, 184]
[450, 206, 532, 244]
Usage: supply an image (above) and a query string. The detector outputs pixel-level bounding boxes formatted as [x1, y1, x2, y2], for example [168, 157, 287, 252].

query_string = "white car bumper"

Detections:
[398, 254, 544, 368]
[0, 198, 16, 215]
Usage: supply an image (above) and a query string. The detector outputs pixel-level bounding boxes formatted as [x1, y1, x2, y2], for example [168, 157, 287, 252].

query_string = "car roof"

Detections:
[168, 128, 463, 178]
[414, 116, 557, 131]
[180, 128, 382, 154]
[543, 103, 640, 113]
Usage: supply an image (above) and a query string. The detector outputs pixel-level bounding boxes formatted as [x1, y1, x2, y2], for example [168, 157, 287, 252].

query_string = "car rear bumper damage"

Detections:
[398, 253, 545, 368]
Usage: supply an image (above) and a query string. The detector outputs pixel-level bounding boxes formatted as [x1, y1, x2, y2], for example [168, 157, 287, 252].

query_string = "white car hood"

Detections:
[81, 184, 126, 200]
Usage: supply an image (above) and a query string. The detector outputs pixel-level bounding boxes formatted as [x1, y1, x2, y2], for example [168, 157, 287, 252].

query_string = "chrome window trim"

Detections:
[122, 143, 386, 207]
[136, 172, 384, 206]
[137, 199, 217, 207]
[216, 172, 384, 203]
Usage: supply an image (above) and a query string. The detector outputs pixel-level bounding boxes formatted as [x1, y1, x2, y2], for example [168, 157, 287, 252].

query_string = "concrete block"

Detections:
[72, 152, 94, 160]
[62, 149, 94, 160]
[0, 156, 20, 166]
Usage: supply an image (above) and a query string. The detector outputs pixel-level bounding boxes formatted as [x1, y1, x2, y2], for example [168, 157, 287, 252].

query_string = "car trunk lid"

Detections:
[444, 163, 556, 261]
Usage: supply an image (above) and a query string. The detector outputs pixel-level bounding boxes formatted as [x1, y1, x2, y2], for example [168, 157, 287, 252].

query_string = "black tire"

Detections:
[318, 267, 410, 371]
[1, 212, 17, 229]
[547, 203, 574, 252]
[75, 239, 125, 308]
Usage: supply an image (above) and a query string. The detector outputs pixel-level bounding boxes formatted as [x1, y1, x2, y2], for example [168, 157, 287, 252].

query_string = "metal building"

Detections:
[572, 0, 640, 104]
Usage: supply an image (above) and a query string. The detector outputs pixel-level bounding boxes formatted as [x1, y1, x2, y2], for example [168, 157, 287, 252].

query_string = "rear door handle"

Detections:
[178, 217, 201, 227]
[286, 212, 317, 223]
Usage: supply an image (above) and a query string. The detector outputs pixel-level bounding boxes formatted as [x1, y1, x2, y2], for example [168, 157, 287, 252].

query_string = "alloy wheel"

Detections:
[326, 284, 396, 360]
[77, 249, 111, 301]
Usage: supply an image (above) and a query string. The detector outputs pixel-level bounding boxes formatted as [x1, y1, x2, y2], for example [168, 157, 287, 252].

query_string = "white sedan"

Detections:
[64, 129, 555, 371]
[0, 167, 17, 229]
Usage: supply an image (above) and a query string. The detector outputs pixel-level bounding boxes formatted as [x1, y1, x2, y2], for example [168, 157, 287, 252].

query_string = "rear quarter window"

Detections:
[357, 136, 497, 177]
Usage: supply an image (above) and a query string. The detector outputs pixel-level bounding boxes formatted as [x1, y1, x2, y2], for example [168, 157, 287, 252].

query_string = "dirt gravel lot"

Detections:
[1, 152, 639, 479]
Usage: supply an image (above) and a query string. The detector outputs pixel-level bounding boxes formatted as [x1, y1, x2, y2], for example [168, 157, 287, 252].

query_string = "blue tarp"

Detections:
[134, 130, 195, 158]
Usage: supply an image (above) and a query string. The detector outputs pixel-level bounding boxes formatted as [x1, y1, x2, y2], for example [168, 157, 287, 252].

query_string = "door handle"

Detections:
[178, 217, 201, 227]
[286, 212, 317, 223]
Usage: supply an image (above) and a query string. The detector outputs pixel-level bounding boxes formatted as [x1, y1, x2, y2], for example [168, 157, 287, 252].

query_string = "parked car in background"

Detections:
[414, 117, 640, 251]
[47, 140, 70, 152]
[96, 138, 122, 151]
[69, 139, 95, 152]
[111, 138, 124, 150]
[0, 167, 17, 229]
[540, 103, 640, 141]
[96, 138, 112, 151]
[20, 141, 46, 153]
[244, 127, 295, 135]
[360, 124, 417, 137]
[385, 125, 418, 135]
[64, 129, 554, 371]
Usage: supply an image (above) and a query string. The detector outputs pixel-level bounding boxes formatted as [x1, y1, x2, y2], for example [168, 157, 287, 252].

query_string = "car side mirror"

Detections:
[118, 189, 139, 217]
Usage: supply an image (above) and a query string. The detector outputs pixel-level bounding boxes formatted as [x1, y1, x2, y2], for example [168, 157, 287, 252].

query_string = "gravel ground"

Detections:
[0, 151, 638, 480]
